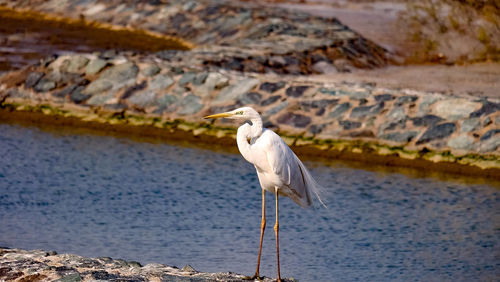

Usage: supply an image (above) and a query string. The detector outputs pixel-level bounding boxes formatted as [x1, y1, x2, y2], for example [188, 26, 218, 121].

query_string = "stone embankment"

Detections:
[0, 0, 498, 177]
[0, 247, 286, 281]
[1, 51, 499, 176]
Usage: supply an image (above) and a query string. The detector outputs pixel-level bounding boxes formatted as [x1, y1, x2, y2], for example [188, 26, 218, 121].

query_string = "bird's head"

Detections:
[204, 107, 260, 121]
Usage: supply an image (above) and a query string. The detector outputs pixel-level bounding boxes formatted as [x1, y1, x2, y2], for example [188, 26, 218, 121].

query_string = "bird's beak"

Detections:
[203, 112, 232, 119]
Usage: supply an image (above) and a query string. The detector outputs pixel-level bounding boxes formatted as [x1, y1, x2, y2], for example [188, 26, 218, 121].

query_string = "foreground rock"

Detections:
[0, 247, 290, 282]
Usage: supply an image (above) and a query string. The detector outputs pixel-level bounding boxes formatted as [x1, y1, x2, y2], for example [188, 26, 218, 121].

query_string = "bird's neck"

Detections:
[236, 116, 263, 164]
[247, 117, 263, 139]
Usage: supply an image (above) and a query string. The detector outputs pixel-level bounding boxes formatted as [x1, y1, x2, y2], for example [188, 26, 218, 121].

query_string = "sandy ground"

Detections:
[266, 0, 500, 99]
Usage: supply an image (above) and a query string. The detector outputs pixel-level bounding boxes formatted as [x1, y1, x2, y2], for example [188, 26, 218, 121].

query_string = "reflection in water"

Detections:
[0, 123, 498, 281]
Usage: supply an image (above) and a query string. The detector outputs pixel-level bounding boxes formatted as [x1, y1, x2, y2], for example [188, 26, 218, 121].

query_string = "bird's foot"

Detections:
[243, 274, 263, 281]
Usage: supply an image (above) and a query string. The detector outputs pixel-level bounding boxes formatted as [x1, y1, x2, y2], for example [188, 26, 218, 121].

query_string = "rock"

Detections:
[447, 134, 476, 150]
[469, 101, 500, 118]
[55, 273, 82, 282]
[84, 62, 138, 95]
[83, 79, 113, 95]
[480, 129, 500, 141]
[121, 81, 148, 99]
[460, 118, 481, 133]
[52, 84, 77, 99]
[193, 72, 208, 85]
[156, 94, 178, 112]
[215, 78, 259, 103]
[239, 92, 262, 105]
[328, 102, 351, 119]
[349, 102, 384, 119]
[339, 120, 361, 130]
[25, 72, 44, 89]
[374, 94, 395, 102]
[5, 88, 34, 99]
[312, 61, 338, 74]
[418, 94, 441, 114]
[411, 115, 443, 127]
[333, 58, 354, 72]
[434, 98, 481, 120]
[64, 56, 90, 73]
[479, 136, 500, 152]
[178, 94, 203, 115]
[33, 78, 56, 92]
[260, 95, 281, 106]
[343, 90, 369, 100]
[264, 101, 288, 117]
[395, 95, 418, 106]
[87, 93, 115, 106]
[285, 85, 309, 97]
[300, 99, 338, 110]
[259, 81, 286, 93]
[386, 106, 406, 121]
[416, 122, 456, 145]
[308, 123, 327, 134]
[194, 72, 229, 97]
[380, 131, 418, 143]
[483, 116, 492, 126]
[141, 64, 161, 77]
[276, 112, 311, 128]
[178, 72, 197, 86]
[181, 265, 196, 272]
[99, 62, 139, 84]
[70, 86, 91, 104]
[150, 74, 174, 90]
[129, 91, 157, 108]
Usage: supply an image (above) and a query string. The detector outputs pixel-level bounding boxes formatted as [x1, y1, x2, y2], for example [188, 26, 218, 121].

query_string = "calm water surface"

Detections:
[0, 123, 498, 281]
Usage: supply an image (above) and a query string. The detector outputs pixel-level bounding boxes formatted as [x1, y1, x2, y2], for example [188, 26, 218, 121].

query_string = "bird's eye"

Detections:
[235, 111, 243, 115]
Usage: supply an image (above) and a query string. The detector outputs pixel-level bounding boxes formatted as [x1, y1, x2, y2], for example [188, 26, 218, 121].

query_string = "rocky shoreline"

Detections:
[0, 247, 288, 281]
[0, 0, 499, 178]
[1, 51, 499, 177]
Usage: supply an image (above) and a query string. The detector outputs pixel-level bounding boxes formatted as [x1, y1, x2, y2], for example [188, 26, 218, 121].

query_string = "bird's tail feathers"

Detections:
[297, 160, 327, 209]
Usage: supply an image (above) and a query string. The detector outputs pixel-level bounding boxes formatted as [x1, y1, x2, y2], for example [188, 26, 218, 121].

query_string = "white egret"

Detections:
[204, 106, 324, 281]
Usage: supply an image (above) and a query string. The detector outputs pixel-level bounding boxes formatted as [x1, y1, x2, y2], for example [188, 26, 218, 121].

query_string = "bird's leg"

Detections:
[274, 188, 281, 282]
[245, 190, 266, 281]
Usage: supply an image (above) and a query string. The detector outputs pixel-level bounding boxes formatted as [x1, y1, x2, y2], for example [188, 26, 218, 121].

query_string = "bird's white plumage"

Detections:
[208, 106, 324, 208]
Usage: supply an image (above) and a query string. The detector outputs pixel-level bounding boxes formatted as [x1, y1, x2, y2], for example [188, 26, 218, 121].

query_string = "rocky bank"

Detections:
[0, 247, 289, 281]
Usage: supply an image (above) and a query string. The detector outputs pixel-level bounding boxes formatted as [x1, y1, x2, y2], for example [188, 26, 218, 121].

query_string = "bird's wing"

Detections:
[264, 131, 313, 207]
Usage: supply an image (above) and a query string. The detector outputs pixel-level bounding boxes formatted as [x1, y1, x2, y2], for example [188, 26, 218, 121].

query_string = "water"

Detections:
[0, 123, 498, 281]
